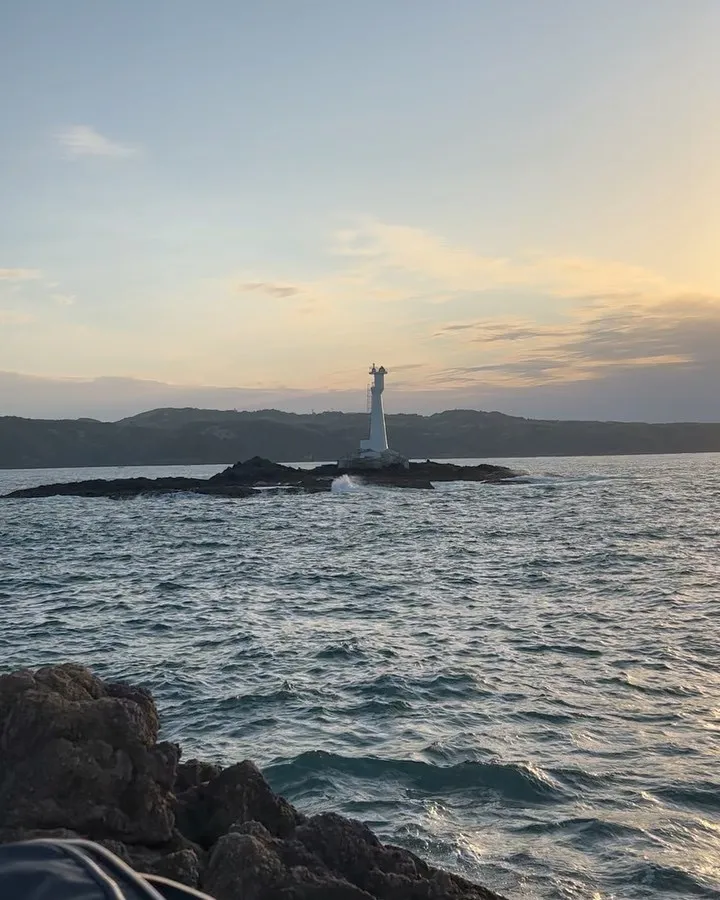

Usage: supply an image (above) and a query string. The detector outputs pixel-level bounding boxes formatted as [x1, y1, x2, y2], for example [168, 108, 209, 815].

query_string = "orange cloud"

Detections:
[0, 269, 41, 281]
[431, 294, 720, 388]
[333, 221, 683, 301]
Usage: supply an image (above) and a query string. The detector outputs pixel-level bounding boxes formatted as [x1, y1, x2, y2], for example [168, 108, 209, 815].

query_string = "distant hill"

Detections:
[1, 407, 720, 469]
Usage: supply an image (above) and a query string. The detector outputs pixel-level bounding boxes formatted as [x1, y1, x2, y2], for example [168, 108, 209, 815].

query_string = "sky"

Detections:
[1, 0, 719, 421]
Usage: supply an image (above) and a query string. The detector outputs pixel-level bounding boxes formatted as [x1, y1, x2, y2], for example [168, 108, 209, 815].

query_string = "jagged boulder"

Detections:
[0, 664, 177, 844]
[176, 761, 302, 847]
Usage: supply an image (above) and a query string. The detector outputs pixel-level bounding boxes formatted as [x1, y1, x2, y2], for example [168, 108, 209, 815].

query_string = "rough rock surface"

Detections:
[3, 475, 256, 500]
[176, 761, 303, 847]
[0, 663, 506, 899]
[0, 664, 176, 843]
[3, 457, 519, 499]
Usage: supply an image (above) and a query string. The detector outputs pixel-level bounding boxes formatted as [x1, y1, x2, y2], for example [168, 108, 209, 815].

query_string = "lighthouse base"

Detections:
[337, 448, 409, 471]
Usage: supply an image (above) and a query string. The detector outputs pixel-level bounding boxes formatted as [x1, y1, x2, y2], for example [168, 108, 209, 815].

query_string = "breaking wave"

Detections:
[331, 474, 364, 493]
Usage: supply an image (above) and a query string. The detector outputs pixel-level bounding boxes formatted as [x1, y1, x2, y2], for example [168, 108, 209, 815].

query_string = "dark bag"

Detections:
[0, 839, 213, 900]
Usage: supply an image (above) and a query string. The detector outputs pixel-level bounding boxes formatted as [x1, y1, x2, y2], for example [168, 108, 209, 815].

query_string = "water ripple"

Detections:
[1, 453, 719, 899]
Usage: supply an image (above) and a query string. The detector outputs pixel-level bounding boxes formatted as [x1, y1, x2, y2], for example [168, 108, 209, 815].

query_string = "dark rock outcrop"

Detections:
[0, 663, 507, 899]
[0, 664, 177, 844]
[3, 476, 256, 500]
[209, 456, 303, 484]
[175, 759, 224, 794]
[407, 460, 516, 483]
[205, 824, 375, 900]
[176, 761, 302, 847]
[3, 457, 518, 500]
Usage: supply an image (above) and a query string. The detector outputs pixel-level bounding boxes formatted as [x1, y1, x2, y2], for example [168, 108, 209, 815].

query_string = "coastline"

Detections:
[0, 663, 507, 900]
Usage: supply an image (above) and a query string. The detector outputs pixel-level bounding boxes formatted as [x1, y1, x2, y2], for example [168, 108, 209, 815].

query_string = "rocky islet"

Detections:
[3, 456, 519, 500]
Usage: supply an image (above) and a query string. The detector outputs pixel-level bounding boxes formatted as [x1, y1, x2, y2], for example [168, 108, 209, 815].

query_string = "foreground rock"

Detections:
[0, 663, 506, 899]
[3, 456, 518, 499]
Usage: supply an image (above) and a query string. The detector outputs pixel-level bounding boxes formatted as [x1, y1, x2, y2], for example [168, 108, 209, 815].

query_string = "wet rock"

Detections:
[177, 761, 301, 847]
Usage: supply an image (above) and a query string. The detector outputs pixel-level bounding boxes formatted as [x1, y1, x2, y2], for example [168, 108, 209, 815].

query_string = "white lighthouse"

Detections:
[360, 364, 388, 453]
[339, 364, 409, 470]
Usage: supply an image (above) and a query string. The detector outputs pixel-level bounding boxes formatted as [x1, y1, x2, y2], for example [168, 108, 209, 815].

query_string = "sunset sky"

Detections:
[1, 0, 719, 420]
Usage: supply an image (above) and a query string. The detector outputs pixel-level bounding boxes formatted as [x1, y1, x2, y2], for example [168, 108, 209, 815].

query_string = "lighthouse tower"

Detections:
[360, 364, 388, 453]
[338, 364, 409, 470]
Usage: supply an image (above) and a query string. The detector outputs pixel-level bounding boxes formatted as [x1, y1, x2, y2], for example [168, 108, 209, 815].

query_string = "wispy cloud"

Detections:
[56, 125, 140, 159]
[432, 295, 720, 387]
[209, 219, 719, 398]
[333, 220, 682, 302]
[0, 268, 41, 281]
[237, 281, 302, 299]
[389, 363, 428, 373]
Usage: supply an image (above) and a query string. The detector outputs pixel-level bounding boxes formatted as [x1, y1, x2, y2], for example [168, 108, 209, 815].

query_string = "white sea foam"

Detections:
[331, 474, 363, 493]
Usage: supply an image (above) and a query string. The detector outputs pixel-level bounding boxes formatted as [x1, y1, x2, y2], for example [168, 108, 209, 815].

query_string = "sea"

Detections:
[1, 454, 719, 899]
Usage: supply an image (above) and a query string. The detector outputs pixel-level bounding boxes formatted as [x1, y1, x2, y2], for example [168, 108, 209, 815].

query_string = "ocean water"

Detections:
[1, 454, 719, 899]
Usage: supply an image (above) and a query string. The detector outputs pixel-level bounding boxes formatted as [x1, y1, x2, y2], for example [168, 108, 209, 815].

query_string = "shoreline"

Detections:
[0, 663, 507, 900]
